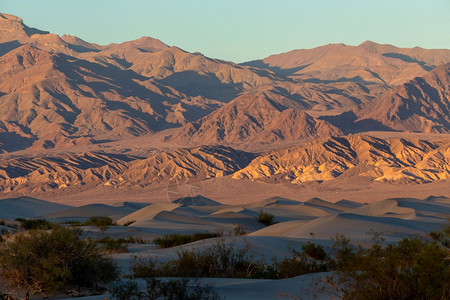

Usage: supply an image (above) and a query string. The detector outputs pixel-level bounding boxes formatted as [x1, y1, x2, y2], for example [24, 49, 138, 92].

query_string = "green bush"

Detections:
[123, 220, 136, 227]
[234, 224, 247, 236]
[153, 232, 222, 249]
[112, 277, 220, 300]
[63, 220, 83, 226]
[84, 216, 114, 233]
[301, 241, 328, 260]
[95, 236, 129, 254]
[14, 218, 56, 230]
[132, 238, 261, 279]
[327, 233, 450, 300]
[276, 248, 329, 279]
[0, 227, 118, 296]
[132, 239, 332, 280]
[94, 236, 147, 254]
[257, 210, 277, 226]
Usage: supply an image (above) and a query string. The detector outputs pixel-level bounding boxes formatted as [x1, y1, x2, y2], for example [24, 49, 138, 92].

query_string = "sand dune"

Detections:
[0, 196, 71, 219]
[45, 203, 138, 220]
[249, 196, 449, 241]
[116, 203, 181, 225]
[173, 195, 221, 206]
[348, 198, 416, 217]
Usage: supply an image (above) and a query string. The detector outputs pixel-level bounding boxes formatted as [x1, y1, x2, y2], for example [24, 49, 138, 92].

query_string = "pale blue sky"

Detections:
[1, 0, 449, 63]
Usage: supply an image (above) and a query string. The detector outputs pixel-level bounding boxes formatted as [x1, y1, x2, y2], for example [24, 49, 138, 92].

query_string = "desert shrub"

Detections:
[123, 220, 136, 226]
[301, 241, 328, 260]
[63, 220, 83, 226]
[166, 238, 257, 278]
[132, 239, 331, 280]
[132, 238, 261, 279]
[257, 210, 277, 226]
[14, 218, 56, 230]
[326, 234, 450, 300]
[275, 243, 330, 279]
[234, 224, 247, 236]
[112, 280, 143, 300]
[94, 236, 147, 254]
[95, 236, 129, 254]
[0, 226, 118, 295]
[153, 232, 222, 249]
[112, 277, 220, 300]
[0, 220, 5, 226]
[127, 236, 146, 244]
[130, 256, 160, 279]
[84, 216, 114, 233]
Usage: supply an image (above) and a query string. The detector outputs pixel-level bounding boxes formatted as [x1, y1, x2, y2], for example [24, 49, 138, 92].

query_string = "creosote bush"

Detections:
[257, 210, 277, 226]
[233, 224, 247, 236]
[0, 226, 118, 296]
[132, 238, 261, 279]
[95, 236, 147, 254]
[325, 231, 450, 300]
[15, 218, 56, 230]
[274, 243, 331, 279]
[112, 277, 220, 300]
[132, 238, 332, 280]
[153, 232, 222, 249]
[84, 216, 114, 232]
[123, 220, 136, 227]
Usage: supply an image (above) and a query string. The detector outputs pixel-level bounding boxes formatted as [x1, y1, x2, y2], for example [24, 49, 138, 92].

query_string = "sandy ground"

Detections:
[1, 194, 449, 299]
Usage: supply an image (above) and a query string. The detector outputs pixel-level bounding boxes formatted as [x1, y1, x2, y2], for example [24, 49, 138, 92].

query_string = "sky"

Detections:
[1, 0, 449, 63]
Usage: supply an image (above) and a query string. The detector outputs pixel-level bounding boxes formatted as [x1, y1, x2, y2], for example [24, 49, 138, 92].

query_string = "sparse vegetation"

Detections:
[14, 218, 56, 230]
[275, 245, 331, 279]
[95, 236, 147, 254]
[302, 241, 328, 260]
[84, 216, 114, 233]
[0, 226, 118, 296]
[325, 231, 450, 300]
[63, 220, 83, 226]
[123, 220, 136, 226]
[132, 238, 261, 279]
[112, 277, 220, 300]
[234, 224, 247, 236]
[153, 232, 222, 249]
[132, 239, 335, 281]
[257, 210, 277, 226]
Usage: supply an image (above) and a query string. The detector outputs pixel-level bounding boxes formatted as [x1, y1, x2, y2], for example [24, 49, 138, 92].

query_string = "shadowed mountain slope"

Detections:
[348, 63, 450, 133]
[165, 94, 343, 147]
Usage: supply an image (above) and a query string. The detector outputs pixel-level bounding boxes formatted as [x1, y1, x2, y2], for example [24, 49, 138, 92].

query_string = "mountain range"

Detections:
[0, 12, 449, 201]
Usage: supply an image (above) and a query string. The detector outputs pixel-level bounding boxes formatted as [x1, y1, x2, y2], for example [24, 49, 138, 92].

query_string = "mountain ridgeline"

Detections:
[0, 12, 449, 200]
[1, 12, 450, 152]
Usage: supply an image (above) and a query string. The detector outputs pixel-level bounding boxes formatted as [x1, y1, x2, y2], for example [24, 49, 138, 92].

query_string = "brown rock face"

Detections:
[233, 135, 450, 184]
[166, 94, 342, 147]
[245, 42, 450, 85]
[351, 63, 450, 133]
[1, 12, 449, 201]
[0, 146, 254, 196]
[1, 135, 448, 199]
